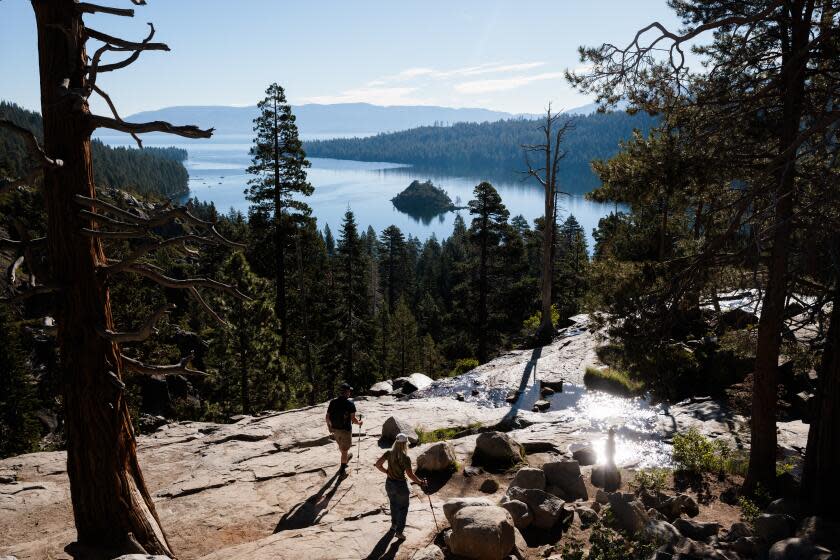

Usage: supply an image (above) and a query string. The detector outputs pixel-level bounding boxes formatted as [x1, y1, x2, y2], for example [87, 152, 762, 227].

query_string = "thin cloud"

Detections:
[369, 62, 546, 85]
[454, 72, 566, 94]
[301, 86, 425, 106]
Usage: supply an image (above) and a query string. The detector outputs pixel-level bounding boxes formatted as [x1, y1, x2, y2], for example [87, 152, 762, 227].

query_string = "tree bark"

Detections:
[744, 0, 809, 492]
[536, 127, 556, 344]
[272, 99, 287, 356]
[801, 281, 840, 516]
[32, 1, 171, 554]
[477, 210, 489, 364]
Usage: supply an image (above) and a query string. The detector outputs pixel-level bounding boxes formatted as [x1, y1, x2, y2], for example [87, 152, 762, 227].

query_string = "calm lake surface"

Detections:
[99, 133, 617, 247]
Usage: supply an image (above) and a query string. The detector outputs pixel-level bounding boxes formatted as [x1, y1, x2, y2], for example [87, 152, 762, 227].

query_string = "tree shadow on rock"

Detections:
[274, 468, 345, 532]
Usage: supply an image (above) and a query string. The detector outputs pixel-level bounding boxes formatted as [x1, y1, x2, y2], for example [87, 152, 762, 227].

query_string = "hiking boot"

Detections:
[394, 532, 406, 541]
[346, 452, 353, 462]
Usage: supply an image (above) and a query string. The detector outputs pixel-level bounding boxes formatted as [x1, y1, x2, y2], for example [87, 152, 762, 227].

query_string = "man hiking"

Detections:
[326, 382, 363, 474]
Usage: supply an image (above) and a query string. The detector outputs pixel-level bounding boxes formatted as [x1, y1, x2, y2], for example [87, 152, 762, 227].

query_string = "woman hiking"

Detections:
[374, 433, 426, 540]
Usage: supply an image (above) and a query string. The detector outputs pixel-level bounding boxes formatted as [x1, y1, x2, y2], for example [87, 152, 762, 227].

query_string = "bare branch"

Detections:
[0, 236, 46, 248]
[90, 115, 214, 140]
[80, 228, 146, 240]
[0, 284, 61, 303]
[0, 120, 63, 168]
[122, 352, 207, 377]
[104, 234, 228, 274]
[77, 3, 135, 16]
[96, 303, 174, 343]
[85, 26, 169, 52]
[91, 84, 142, 147]
[8, 256, 25, 285]
[0, 168, 44, 195]
[188, 286, 229, 327]
[125, 265, 249, 300]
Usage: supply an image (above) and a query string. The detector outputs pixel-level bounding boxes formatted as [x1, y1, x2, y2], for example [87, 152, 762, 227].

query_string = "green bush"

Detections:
[630, 468, 671, 493]
[522, 305, 560, 337]
[672, 428, 747, 475]
[415, 422, 481, 444]
[738, 495, 761, 525]
[449, 358, 479, 377]
[584, 366, 645, 396]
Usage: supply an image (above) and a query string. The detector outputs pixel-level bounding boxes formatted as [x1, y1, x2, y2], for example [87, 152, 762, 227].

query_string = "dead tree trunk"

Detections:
[32, 2, 171, 554]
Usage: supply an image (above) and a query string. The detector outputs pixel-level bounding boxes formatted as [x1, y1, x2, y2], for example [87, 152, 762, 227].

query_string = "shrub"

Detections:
[522, 305, 560, 337]
[672, 428, 747, 475]
[584, 366, 644, 396]
[738, 495, 761, 525]
[449, 358, 479, 377]
[630, 468, 671, 493]
[415, 422, 481, 444]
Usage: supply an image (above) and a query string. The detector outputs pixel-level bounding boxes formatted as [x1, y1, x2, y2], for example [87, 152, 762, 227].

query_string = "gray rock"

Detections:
[513, 527, 529, 558]
[641, 519, 681, 546]
[756, 513, 795, 545]
[672, 537, 727, 559]
[540, 386, 556, 397]
[607, 492, 649, 534]
[657, 493, 699, 521]
[368, 380, 393, 396]
[545, 485, 567, 499]
[416, 441, 456, 473]
[728, 536, 760, 557]
[797, 516, 840, 550]
[767, 497, 799, 516]
[392, 373, 434, 394]
[724, 521, 753, 542]
[480, 479, 500, 493]
[472, 432, 524, 469]
[463, 466, 484, 477]
[511, 467, 546, 491]
[381, 416, 418, 445]
[443, 497, 495, 525]
[569, 443, 597, 466]
[543, 460, 588, 500]
[500, 499, 533, 529]
[673, 518, 721, 542]
[575, 505, 599, 527]
[448, 505, 516, 560]
[532, 400, 550, 412]
[411, 544, 445, 560]
[595, 489, 609, 504]
[591, 464, 621, 492]
[768, 537, 833, 560]
[507, 487, 566, 530]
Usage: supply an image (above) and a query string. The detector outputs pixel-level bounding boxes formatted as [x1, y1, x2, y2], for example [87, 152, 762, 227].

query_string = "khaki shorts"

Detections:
[332, 429, 352, 451]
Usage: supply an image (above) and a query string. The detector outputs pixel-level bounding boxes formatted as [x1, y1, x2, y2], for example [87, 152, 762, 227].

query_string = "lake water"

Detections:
[98, 133, 617, 247]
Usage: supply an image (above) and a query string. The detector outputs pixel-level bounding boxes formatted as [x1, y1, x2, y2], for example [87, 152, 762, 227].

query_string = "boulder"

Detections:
[575, 506, 599, 527]
[448, 505, 516, 560]
[411, 544, 445, 560]
[657, 493, 699, 521]
[368, 380, 393, 396]
[591, 464, 621, 492]
[513, 527, 529, 558]
[381, 416, 418, 445]
[532, 400, 550, 412]
[724, 521, 753, 542]
[569, 443, 597, 466]
[540, 386, 555, 397]
[797, 516, 840, 551]
[767, 497, 799, 516]
[672, 537, 728, 559]
[543, 460, 588, 500]
[728, 536, 760, 557]
[607, 492, 649, 534]
[393, 373, 433, 394]
[641, 519, 681, 546]
[673, 518, 721, 542]
[540, 380, 564, 393]
[595, 489, 609, 505]
[756, 513, 795, 545]
[511, 467, 546, 491]
[472, 432, 524, 469]
[768, 538, 833, 560]
[500, 499, 533, 529]
[443, 497, 495, 524]
[480, 479, 500, 493]
[507, 487, 566, 530]
[416, 441, 456, 473]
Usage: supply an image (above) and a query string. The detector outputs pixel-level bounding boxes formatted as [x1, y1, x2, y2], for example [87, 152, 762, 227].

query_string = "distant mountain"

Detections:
[125, 103, 537, 137]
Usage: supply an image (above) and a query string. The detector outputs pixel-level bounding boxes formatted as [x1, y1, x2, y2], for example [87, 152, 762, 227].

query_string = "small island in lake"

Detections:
[391, 180, 464, 221]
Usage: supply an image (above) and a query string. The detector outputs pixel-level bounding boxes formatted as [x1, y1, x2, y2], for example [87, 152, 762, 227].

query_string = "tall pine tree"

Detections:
[246, 83, 313, 355]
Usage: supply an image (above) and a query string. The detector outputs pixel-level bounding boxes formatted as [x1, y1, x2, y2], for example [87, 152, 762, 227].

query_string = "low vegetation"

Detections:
[583, 366, 644, 396]
[415, 422, 482, 444]
[449, 358, 479, 377]
[671, 428, 748, 476]
[629, 468, 671, 493]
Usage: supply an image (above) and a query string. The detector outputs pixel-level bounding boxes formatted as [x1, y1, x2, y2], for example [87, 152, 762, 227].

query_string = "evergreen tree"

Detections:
[468, 181, 510, 363]
[389, 297, 419, 378]
[0, 306, 40, 458]
[379, 225, 408, 312]
[246, 83, 313, 355]
[554, 214, 589, 319]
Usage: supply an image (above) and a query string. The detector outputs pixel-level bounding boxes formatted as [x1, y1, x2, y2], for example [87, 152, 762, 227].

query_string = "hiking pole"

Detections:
[423, 483, 439, 533]
[356, 413, 363, 473]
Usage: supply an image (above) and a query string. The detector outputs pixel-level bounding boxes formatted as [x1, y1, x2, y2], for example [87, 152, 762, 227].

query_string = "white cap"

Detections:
[395, 433, 408, 443]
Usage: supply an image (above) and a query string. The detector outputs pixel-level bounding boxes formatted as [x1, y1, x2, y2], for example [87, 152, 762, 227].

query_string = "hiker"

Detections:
[326, 382, 363, 473]
[605, 426, 616, 466]
[374, 432, 427, 540]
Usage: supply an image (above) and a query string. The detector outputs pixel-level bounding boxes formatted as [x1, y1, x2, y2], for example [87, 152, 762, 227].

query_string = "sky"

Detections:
[0, 1, 684, 116]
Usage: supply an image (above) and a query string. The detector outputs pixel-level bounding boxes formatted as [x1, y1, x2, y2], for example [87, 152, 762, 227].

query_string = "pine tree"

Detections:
[468, 181, 510, 363]
[554, 214, 589, 319]
[246, 83, 313, 356]
[0, 306, 40, 458]
[390, 297, 419, 378]
[379, 225, 408, 312]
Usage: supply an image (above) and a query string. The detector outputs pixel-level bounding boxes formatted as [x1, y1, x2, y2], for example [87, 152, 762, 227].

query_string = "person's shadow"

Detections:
[364, 529, 402, 560]
[274, 469, 346, 532]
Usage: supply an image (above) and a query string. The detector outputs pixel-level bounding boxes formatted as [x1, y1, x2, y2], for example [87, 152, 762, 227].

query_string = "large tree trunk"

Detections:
[32, 1, 171, 554]
[801, 283, 840, 516]
[477, 217, 488, 364]
[744, 3, 808, 492]
[273, 102, 287, 356]
[536, 188, 555, 344]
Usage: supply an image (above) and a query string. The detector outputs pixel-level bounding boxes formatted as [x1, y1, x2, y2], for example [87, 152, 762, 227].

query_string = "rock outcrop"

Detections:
[446, 505, 515, 560]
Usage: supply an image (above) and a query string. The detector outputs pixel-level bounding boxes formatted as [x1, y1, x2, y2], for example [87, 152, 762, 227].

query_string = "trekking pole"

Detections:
[423, 482, 439, 533]
[356, 413, 363, 473]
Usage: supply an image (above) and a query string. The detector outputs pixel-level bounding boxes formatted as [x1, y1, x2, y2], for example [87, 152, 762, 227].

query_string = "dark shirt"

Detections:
[327, 396, 356, 431]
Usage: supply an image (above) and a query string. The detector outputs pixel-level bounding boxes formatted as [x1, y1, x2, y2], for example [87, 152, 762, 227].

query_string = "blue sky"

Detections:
[1, 1, 683, 115]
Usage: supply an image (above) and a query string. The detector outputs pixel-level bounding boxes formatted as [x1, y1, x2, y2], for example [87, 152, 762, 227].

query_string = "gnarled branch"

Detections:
[122, 352, 207, 377]
[125, 264, 249, 301]
[188, 286, 229, 327]
[77, 3, 135, 17]
[96, 303, 174, 343]
[89, 115, 214, 140]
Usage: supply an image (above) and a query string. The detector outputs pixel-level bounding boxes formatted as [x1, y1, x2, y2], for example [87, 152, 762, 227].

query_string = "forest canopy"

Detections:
[0, 101, 189, 198]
